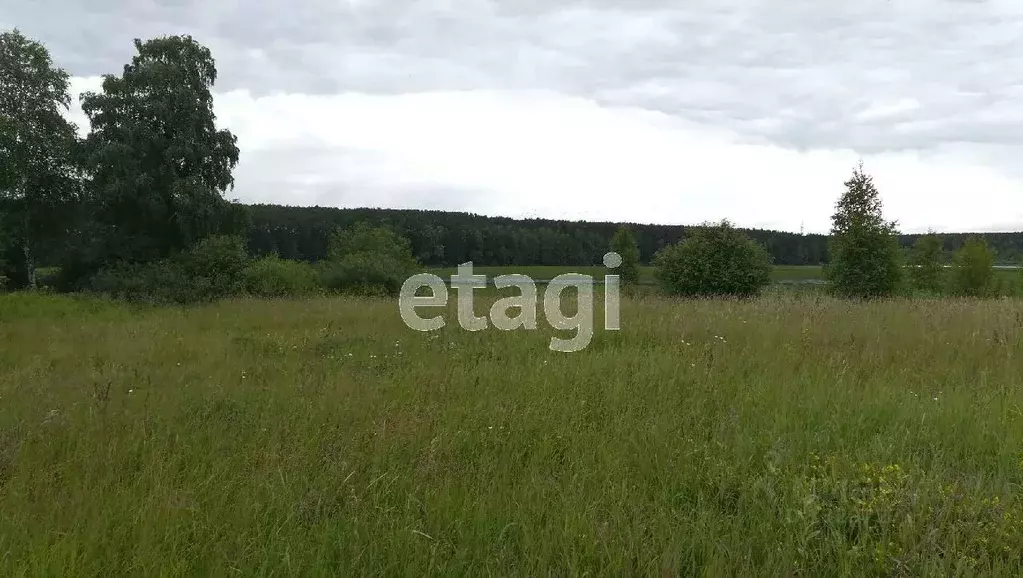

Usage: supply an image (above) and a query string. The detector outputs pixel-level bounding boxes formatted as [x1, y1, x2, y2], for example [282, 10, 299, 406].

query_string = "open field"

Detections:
[2, 292, 1023, 575]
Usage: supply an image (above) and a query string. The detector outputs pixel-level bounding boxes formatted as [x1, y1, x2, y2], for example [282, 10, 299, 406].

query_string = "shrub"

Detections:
[87, 260, 193, 305]
[320, 222, 420, 297]
[653, 220, 773, 298]
[241, 256, 321, 298]
[174, 235, 249, 299]
[951, 237, 995, 297]
[87, 235, 251, 305]
[317, 253, 414, 297]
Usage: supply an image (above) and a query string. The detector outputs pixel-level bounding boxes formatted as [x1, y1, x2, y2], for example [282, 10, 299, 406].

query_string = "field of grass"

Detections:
[3, 292, 1023, 575]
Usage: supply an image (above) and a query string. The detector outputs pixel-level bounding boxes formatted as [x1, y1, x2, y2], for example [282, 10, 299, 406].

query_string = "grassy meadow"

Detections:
[2, 291, 1023, 576]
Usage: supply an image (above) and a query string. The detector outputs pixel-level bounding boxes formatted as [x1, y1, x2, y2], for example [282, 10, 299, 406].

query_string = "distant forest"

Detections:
[245, 204, 1023, 267]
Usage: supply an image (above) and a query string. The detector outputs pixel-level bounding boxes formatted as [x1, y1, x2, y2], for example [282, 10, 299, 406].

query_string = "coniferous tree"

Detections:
[826, 162, 903, 298]
[952, 236, 995, 297]
[908, 231, 944, 294]
[609, 225, 641, 285]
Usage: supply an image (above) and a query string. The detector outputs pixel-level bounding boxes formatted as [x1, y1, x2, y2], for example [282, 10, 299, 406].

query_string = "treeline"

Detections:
[245, 204, 1023, 267]
[244, 205, 825, 266]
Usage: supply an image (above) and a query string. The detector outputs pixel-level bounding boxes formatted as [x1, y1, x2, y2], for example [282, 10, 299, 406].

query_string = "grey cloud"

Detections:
[5, 0, 1023, 155]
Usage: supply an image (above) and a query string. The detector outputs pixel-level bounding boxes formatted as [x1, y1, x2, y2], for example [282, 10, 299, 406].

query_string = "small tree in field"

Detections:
[653, 220, 772, 298]
[609, 225, 641, 286]
[951, 237, 994, 297]
[908, 231, 945, 294]
[826, 162, 903, 299]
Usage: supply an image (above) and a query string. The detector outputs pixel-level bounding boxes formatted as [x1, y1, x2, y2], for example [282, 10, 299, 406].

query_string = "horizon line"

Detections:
[237, 201, 1023, 237]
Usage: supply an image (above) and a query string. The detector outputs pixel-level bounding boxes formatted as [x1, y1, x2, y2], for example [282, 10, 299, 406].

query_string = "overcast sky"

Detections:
[5, 0, 1023, 233]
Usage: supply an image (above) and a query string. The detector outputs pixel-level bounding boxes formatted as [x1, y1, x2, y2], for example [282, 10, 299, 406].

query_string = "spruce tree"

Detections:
[826, 162, 903, 298]
[609, 225, 641, 286]
[908, 231, 944, 294]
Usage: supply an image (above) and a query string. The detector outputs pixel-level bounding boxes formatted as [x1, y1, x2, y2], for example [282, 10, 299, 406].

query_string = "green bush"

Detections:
[320, 222, 420, 297]
[88, 235, 251, 305]
[317, 253, 414, 297]
[242, 256, 321, 298]
[174, 235, 249, 299]
[653, 220, 773, 298]
[951, 237, 995, 297]
[87, 260, 191, 305]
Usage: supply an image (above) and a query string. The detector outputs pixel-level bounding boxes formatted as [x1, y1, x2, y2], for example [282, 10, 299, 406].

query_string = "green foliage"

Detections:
[327, 221, 417, 263]
[78, 35, 242, 269]
[653, 220, 773, 297]
[174, 235, 249, 299]
[826, 163, 904, 299]
[241, 255, 321, 298]
[908, 232, 945, 294]
[609, 225, 641, 285]
[1, 241, 27, 289]
[951, 237, 995, 297]
[232, 204, 1023, 271]
[88, 235, 249, 305]
[320, 222, 420, 296]
[316, 255, 413, 297]
[0, 29, 82, 289]
[86, 260, 191, 305]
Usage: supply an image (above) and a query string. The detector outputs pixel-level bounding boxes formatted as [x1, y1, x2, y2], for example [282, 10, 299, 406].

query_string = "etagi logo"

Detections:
[399, 252, 624, 353]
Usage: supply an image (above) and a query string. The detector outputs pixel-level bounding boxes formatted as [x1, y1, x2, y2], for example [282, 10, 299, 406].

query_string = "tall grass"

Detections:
[1, 292, 1022, 576]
